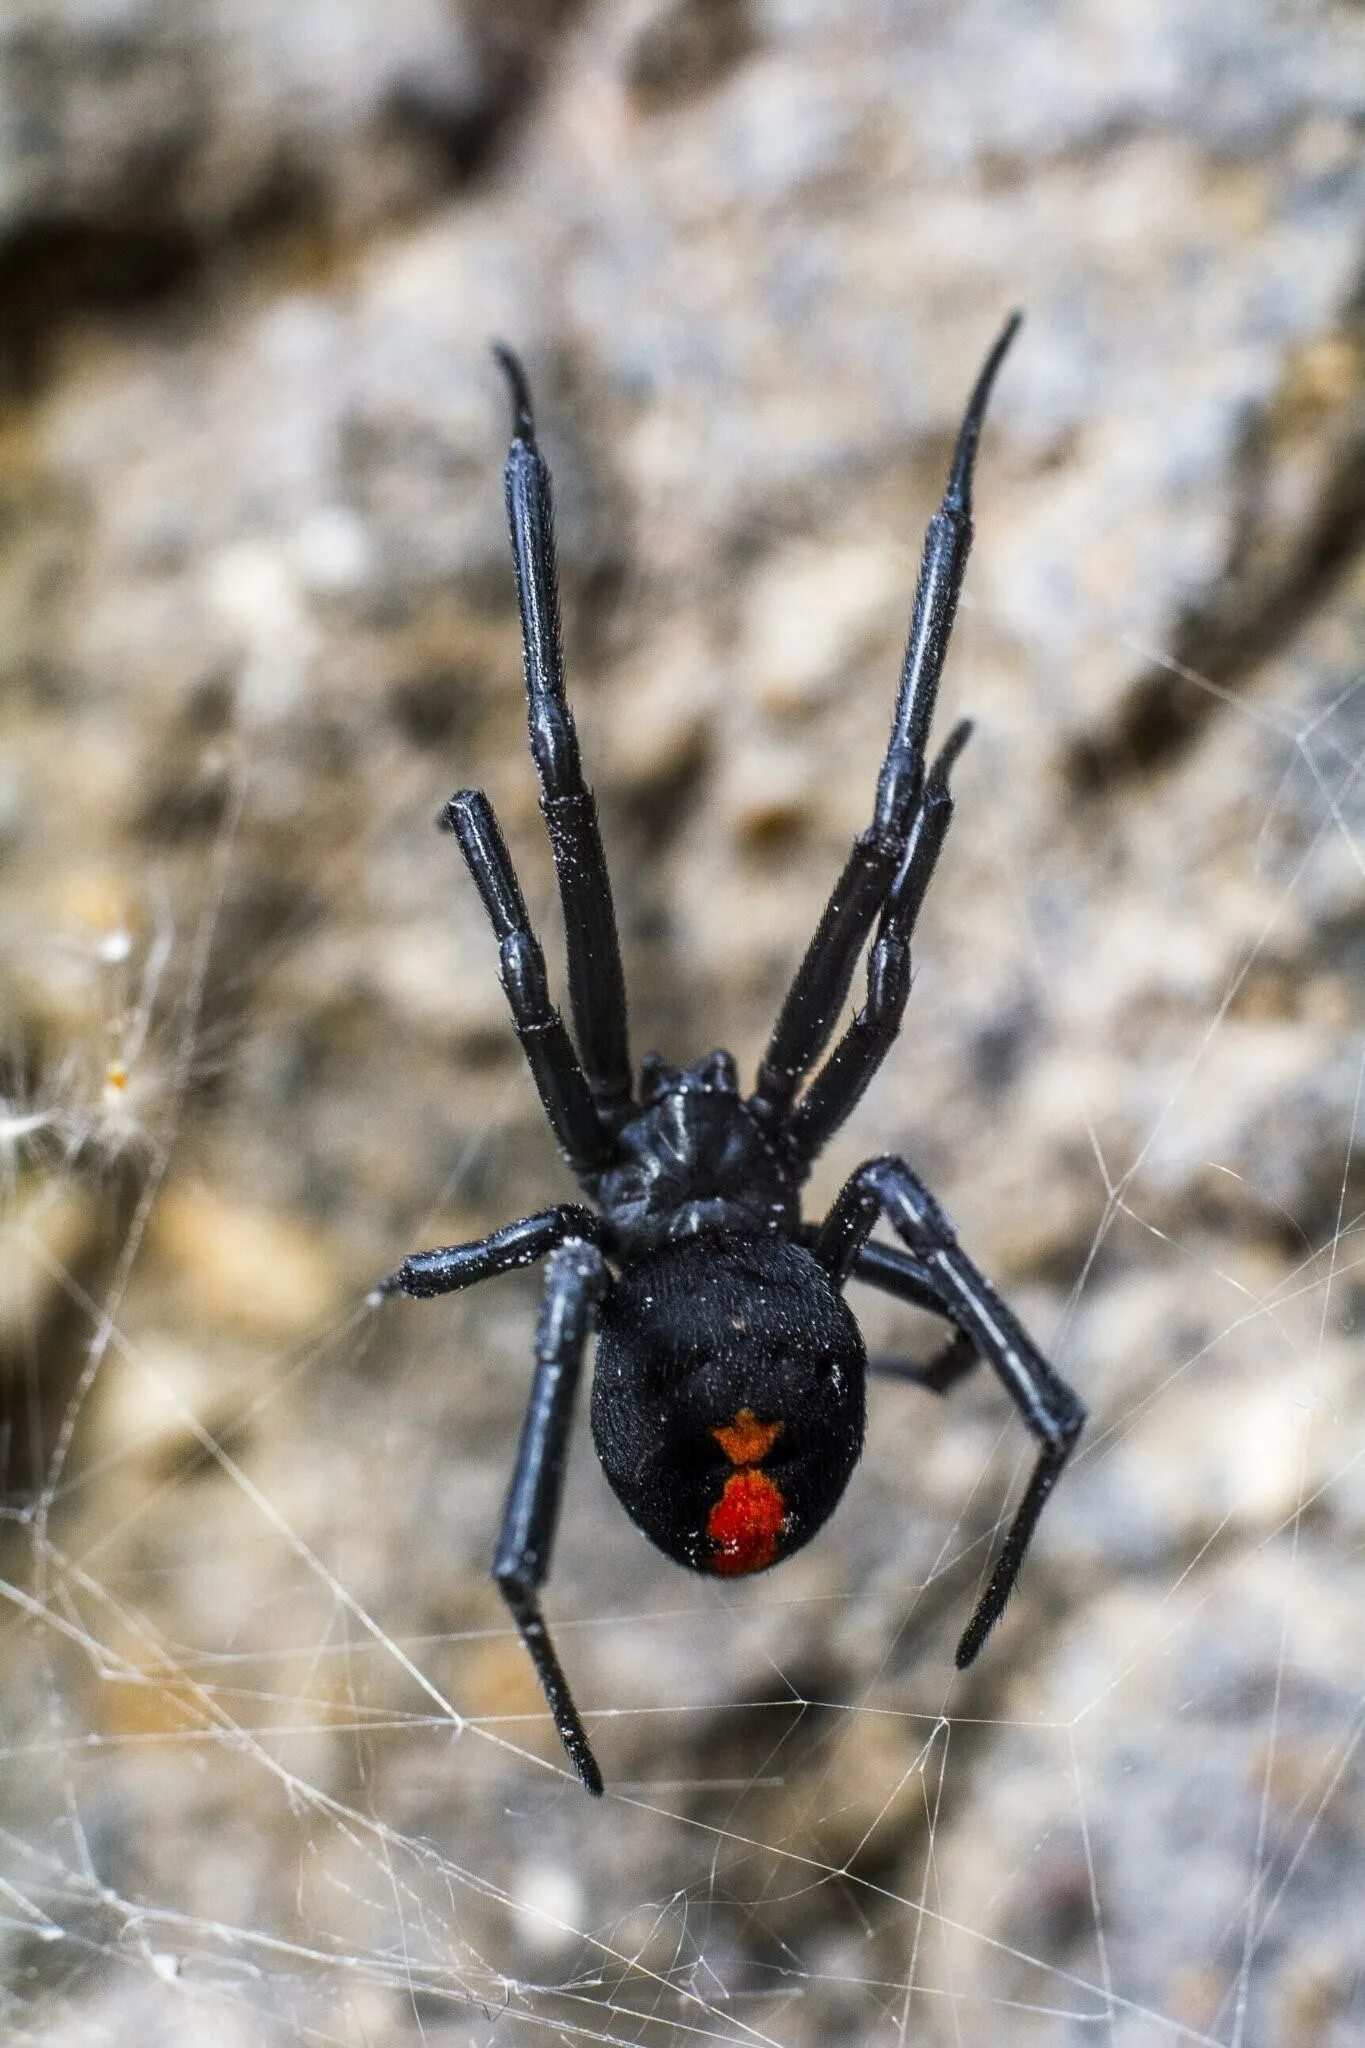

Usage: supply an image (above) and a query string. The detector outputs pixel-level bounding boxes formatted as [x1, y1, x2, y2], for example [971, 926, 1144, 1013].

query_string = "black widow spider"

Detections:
[377, 314, 1085, 1795]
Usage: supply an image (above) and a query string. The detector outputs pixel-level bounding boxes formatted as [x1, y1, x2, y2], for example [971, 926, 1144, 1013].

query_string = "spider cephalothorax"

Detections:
[379, 317, 1086, 1796]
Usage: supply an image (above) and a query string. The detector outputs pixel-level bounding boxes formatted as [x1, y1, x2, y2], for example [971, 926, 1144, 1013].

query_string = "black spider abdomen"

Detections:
[590, 1233, 866, 1576]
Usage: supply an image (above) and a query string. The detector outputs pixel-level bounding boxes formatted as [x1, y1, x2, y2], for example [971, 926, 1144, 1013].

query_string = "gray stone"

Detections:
[0, 0, 1360, 2042]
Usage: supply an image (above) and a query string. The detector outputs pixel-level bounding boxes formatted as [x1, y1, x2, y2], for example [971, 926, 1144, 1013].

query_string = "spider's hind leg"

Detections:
[378, 1222, 610, 1794]
[493, 1238, 610, 1795]
[870, 1333, 978, 1395]
[817, 1154, 1084, 1668]
[850, 1236, 982, 1393]
[495, 347, 634, 1124]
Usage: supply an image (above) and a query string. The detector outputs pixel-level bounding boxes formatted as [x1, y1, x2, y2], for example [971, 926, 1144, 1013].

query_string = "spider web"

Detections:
[2, 24, 1363, 2036]
[3, 543, 1360, 2048]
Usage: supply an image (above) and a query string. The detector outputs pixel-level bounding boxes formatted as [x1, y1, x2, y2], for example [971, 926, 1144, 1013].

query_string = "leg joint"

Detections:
[528, 701, 583, 791]
[493, 1556, 540, 1608]
[499, 929, 554, 1016]
[865, 1157, 954, 1241]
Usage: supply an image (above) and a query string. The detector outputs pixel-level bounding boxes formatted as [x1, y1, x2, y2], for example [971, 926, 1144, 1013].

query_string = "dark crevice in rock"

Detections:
[382, 6, 573, 195]
[1065, 301, 1365, 792]
[386, 664, 491, 752]
[0, 4, 587, 396]
[0, 214, 206, 392]
[619, 747, 712, 859]
[0, 159, 330, 396]
[134, 749, 236, 845]
[626, 0, 759, 112]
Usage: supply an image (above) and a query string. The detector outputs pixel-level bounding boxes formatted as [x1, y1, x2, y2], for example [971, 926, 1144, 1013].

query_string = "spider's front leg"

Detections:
[750, 312, 1021, 1129]
[785, 718, 970, 1167]
[494, 347, 634, 1124]
[814, 1157, 1085, 1667]
[442, 789, 614, 1181]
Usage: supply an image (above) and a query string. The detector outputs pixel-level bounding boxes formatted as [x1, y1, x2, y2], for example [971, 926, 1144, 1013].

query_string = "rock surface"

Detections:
[0, 2, 1361, 2044]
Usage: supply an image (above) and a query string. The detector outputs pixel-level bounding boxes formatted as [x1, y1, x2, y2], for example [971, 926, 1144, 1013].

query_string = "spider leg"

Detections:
[750, 313, 1021, 1125]
[375, 1203, 601, 1300]
[850, 1237, 982, 1392]
[815, 1154, 1084, 1667]
[785, 720, 969, 1167]
[443, 790, 614, 1178]
[801, 1224, 960, 1323]
[870, 1335, 979, 1395]
[493, 347, 634, 1124]
[846, 1235, 951, 1314]
[493, 1239, 610, 1796]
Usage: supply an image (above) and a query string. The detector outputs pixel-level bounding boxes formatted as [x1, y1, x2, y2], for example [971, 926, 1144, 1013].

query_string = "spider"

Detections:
[377, 314, 1085, 1795]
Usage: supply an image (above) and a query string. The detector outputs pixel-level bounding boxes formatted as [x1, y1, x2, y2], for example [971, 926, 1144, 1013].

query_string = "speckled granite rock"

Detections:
[1, 2, 1361, 2043]
[0, 1, 573, 380]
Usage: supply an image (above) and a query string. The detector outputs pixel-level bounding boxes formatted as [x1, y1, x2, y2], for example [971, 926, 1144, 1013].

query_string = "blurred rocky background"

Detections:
[1, 1, 1362, 2043]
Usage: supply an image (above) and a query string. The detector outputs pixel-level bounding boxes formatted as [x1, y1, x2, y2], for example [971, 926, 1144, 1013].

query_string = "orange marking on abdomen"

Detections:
[712, 1407, 783, 1466]
[707, 1468, 786, 1575]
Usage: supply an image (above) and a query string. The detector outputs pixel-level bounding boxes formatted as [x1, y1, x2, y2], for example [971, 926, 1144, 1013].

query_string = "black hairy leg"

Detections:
[750, 314, 1021, 1129]
[442, 790, 614, 1179]
[494, 347, 634, 1125]
[493, 1240, 610, 1795]
[815, 1157, 1085, 1665]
